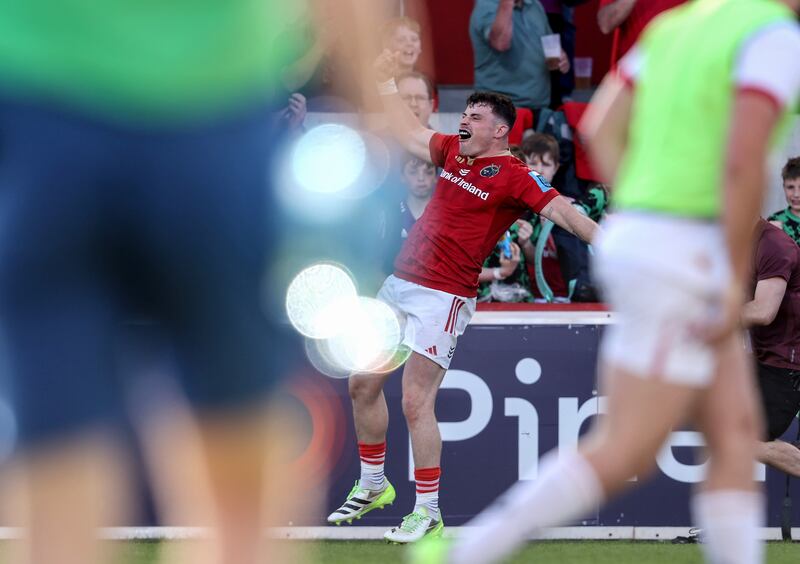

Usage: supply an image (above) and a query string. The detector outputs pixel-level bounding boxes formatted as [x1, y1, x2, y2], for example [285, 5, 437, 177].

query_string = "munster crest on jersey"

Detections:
[480, 164, 500, 178]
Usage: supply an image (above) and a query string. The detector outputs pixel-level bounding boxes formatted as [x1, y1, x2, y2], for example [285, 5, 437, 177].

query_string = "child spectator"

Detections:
[768, 156, 800, 246]
[381, 17, 423, 74]
[521, 132, 561, 181]
[381, 155, 437, 274]
[520, 133, 599, 301]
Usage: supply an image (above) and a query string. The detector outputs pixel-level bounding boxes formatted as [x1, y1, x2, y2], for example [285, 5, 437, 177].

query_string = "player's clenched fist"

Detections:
[374, 49, 399, 83]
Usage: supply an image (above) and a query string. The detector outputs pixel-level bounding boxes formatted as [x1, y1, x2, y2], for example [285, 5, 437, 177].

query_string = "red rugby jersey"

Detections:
[394, 133, 559, 297]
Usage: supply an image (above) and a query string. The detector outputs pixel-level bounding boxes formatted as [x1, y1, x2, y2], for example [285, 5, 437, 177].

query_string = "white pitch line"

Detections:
[0, 526, 795, 542]
[68, 526, 800, 541]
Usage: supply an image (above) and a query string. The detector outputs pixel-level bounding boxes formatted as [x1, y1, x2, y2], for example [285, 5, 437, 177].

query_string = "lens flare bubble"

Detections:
[291, 124, 366, 195]
[336, 131, 391, 201]
[304, 338, 352, 379]
[373, 343, 413, 374]
[325, 297, 403, 373]
[285, 263, 358, 339]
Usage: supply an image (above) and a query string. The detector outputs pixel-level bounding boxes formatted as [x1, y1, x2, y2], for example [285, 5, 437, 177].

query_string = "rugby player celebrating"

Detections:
[326, 49, 599, 544]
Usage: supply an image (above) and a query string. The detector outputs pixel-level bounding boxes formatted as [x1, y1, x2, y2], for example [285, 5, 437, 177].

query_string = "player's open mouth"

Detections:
[459, 129, 472, 140]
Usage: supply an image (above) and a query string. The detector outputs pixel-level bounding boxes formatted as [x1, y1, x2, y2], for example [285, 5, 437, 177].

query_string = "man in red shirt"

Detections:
[326, 50, 598, 543]
[743, 219, 800, 477]
[597, 0, 686, 65]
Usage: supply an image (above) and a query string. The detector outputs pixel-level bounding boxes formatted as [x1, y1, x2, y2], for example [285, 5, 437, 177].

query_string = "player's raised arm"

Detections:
[540, 195, 600, 245]
[580, 73, 633, 187]
[723, 92, 782, 288]
[374, 49, 436, 163]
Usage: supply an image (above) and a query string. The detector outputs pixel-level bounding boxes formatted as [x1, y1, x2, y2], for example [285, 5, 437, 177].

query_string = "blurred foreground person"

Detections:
[411, 0, 800, 563]
[0, 2, 338, 564]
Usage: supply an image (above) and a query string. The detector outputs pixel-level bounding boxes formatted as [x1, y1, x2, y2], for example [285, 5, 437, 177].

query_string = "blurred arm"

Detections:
[540, 195, 599, 245]
[379, 88, 436, 163]
[580, 74, 633, 186]
[489, 0, 516, 51]
[742, 277, 787, 326]
[597, 0, 637, 34]
[722, 92, 782, 286]
[374, 50, 435, 162]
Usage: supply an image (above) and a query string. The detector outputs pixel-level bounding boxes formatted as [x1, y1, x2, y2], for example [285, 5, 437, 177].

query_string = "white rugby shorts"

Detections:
[593, 213, 731, 387]
[377, 275, 476, 369]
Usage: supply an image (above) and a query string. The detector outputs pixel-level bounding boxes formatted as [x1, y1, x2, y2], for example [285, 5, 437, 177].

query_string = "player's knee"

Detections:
[732, 406, 762, 445]
[708, 411, 761, 460]
[348, 375, 383, 403]
[608, 447, 658, 485]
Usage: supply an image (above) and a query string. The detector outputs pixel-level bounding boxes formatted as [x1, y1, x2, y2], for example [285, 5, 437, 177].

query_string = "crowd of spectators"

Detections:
[283, 1, 800, 304]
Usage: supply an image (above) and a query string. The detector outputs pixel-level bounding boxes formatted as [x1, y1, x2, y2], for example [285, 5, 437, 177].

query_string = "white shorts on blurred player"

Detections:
[593, 212, 731, 387]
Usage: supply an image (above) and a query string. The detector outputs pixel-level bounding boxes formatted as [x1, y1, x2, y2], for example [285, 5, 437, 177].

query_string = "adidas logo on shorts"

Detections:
[425, 346, 438, 356]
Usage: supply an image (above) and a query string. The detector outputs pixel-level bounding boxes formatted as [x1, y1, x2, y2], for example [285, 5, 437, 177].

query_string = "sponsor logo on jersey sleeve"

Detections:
[528, 170, 553, 192]
[480, 164, 500, 178]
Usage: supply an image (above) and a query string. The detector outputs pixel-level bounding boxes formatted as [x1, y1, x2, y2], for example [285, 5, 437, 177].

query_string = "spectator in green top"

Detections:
[577, 183, 610, 223]
[768, 156, 800, 245]
[477, 218, 536, 302]
[522, 133, 601, 301]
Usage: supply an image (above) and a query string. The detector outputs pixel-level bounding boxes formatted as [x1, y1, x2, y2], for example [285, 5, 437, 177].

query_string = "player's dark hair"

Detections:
[782, 156, 800, 182]
[521, 133, 560, 164]
[396, 71, 435, 101]
[466, 91, 516, 129]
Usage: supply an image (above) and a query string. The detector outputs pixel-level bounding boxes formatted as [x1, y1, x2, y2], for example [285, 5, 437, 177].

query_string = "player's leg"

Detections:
[0, 102, 132, 564]
[135, 105, 304, 564]
[692, 336, 765, 564]
[756, 441, 800, 477]
[752, 362, 800, 477]
[349, 371, 393, 484]
[386, 286, 475, 544]
[384, 353, 447, 544]
[414, 216, 720, 563]
[327, 277, 405, 524]
[326, 370, 397, 525]
[439, 362, 699, 564]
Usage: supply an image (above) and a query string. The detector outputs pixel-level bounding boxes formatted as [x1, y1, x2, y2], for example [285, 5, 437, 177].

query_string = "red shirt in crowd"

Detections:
[750, 220, 800, 370]
[600, 0, 686, 64]
[394, 133, 559, 297]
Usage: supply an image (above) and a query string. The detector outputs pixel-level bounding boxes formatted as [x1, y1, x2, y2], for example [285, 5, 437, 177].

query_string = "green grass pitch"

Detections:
[89, 539, 800, 564]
